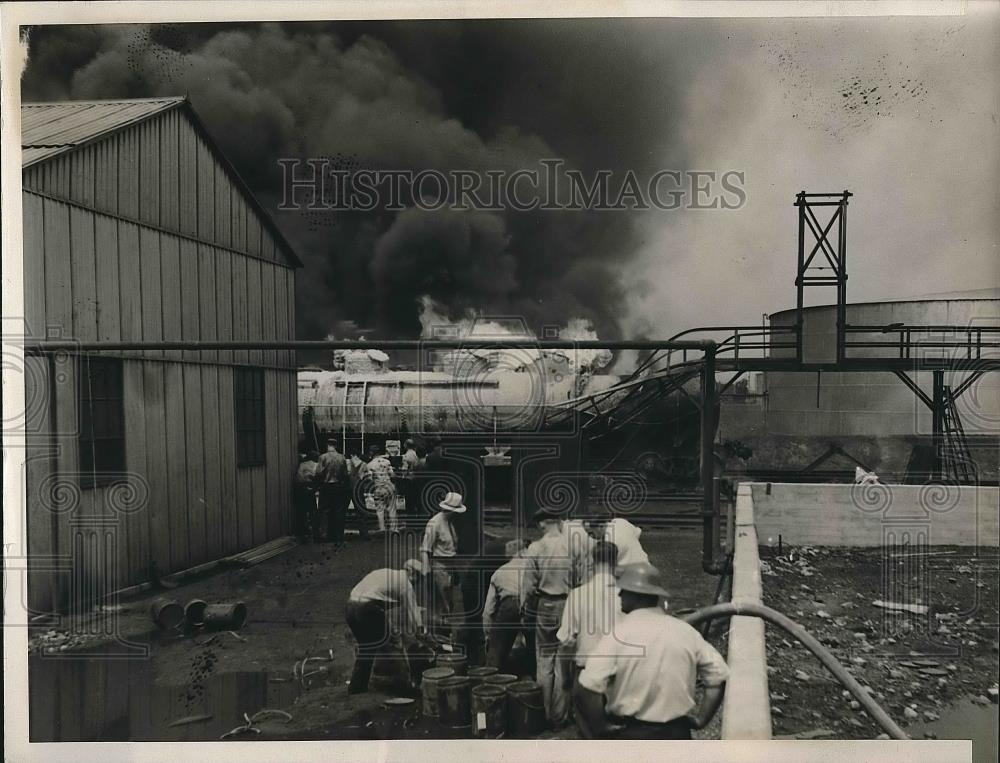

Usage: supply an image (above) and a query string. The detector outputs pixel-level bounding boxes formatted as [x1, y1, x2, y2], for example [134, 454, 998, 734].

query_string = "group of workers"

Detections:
[294, 437, 431, 547]
[344, 485, 730, 740]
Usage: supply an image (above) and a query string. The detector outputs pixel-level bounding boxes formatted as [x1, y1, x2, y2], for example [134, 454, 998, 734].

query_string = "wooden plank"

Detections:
[198, 244, 218, 363]
[196, 137, 215, 242]
[183, 364, 207, 566]
[179, 239, 200, 362]
[141, 364, 171, 574]
[246, 259, 263, 367]
[163, 363, 189, 572]
[215, 249, 234, 365]
[139, 117, 161, 226]
[159, 236, 182, 361]
[42, 198, 72, 341]
[22, 193, 46, 336]
[93, 215, 121, 343]
[159, 108, 180, 231]
[260, 263, 277, 367]
[178, 116, 199, 237]
[215, 162, 231, 248]
[117, 126, 139, 219]
[69, 207, 98, 346]
[231, 255, 248, 365]
[138, 228, 163, 359]
[200, 365, 223, 561]
[117, 220, 142, 359]
[217, 367, 238, 555]
[123, 361, 150, 589]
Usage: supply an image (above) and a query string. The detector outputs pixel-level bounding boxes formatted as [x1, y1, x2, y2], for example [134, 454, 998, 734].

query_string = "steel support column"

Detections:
[700, 344, 722, 572]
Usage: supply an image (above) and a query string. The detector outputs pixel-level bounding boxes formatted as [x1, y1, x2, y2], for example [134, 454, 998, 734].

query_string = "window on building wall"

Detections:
[78, 356, 125, 487]
[235, 368, 266, 467]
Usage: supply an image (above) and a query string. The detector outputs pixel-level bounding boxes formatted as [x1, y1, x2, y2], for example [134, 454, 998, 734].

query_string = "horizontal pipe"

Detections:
[682, 601, 909, 740]
[21, 339, 716, 353]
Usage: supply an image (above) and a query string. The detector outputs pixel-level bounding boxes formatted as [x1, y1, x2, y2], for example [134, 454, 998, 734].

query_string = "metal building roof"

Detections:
[21, 97, 187, 166]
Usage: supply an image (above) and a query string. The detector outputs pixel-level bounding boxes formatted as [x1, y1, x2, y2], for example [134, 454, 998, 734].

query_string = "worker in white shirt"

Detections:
[602, 517, 649, 566]
[483, 539, 528, 673]
[574, 562, 729, 739]
[563, 519, 597, 584]
[556, 541, 621, 702]
[367, 444, 398, 533]
[521, 509, 582, 728]
[420, 491, 465, 637]
[345, 559, 427, 694]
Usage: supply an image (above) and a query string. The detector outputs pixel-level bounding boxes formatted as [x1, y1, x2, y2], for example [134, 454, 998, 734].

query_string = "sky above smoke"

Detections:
[20, 12, 999, 343]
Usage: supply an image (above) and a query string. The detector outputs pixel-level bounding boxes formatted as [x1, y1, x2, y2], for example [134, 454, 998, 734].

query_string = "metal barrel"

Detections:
[201, 602, 248, 630]
[421, 667, 455, 716]
[437, 675, 472, 730]
[471, 684, 507, 738]
[150, 598, 185, 630]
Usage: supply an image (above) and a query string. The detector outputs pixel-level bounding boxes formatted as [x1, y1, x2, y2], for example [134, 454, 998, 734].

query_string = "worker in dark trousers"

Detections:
[483, 539, 527, 673]
[345, 559, 427, 694]
[574, 562, 729, 739]
[346, 450, 372, 542]
[317, 438, 350, 549]
[293, 451, 320, 542]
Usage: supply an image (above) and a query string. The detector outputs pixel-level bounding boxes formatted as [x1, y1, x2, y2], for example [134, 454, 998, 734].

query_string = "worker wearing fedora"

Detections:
[574, 562, 729, 739]
[420, 491, 466, 638]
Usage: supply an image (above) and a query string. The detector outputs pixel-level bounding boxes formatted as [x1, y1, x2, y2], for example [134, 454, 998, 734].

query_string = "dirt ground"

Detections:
[29, 525, 730, 741]
[760, 544, 1000, 741]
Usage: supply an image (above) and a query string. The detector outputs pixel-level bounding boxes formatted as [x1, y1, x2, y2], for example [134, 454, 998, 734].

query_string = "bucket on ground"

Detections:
[481, 672, 518, 688]
[421, 667, 455, 716]
[184, 599, 208, 626]
[435, 652, 468, 676]
[471, 684, 507, 738]
[150, 598, 185, 630]
[202, 602, 247, 630]
[506, 680, 546, 737]
[437, 675, 472, 730]
[467, 666, 498, 688]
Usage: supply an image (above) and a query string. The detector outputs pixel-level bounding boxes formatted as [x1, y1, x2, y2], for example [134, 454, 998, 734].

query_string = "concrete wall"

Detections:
[721, 484, 772, 739]
[750, 482, 999, 548]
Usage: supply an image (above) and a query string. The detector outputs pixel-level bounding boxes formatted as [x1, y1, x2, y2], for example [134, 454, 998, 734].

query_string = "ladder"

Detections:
[940, 386, 973, 483]
[340, 380, 369, 451]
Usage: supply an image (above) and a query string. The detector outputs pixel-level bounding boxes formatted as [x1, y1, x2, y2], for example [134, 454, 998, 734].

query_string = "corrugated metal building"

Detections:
[21, 97, 300, 613]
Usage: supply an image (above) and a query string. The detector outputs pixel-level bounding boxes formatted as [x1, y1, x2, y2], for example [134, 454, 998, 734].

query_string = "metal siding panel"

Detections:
[246, 259, 263, 367]
[215, 162, 231, 248]
[141, 363, 171, 573]
[159, 109, 180, 231]
[118, 127, 139, 219]
[139, 228, 163, 359]
[283, 373, 297, 535]
[215, 249, 234, 365]
[261, 263, 277, 367]
[183, 364, 207, 566]
[139, 118, 160, 226]
[42, 198, 72, 340]
[69, 206, 98, 343]
[163, 363, 189, 572]
[217, 367, 238, 554]
[70, 145, 96, 207]
[94, 215, 121, 343]
[117, 221, 142, 359]
[25, 357, 55, 613]
[252, 464, 266, 547]
[22, 192, 47, 336]
[159, 236, 182, 361]
[198, 244, 218, 363]
[232, 256, 248, 365]
[53, 155, 71, 198]
[231, 188, 247, 251]
[51, 358, 79, 611]
[22, 164, 42, 193]
[236, 465, 253, 551]
[246, 207, 262, 258]
[265, 369, 280, 540]
[179, 239, 200, 362]
[286, 269, 296, 369]
[178, 116, 199, 237]
[123, 361, 150, 588]
[273, 264, 288, 368]
[196, 138, 215, 242]
[94, 139, 119, 212]
[200, 365, 223, 561]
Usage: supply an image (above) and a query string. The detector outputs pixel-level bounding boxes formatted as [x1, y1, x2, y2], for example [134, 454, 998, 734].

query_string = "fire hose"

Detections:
[680, 601, 910, 740]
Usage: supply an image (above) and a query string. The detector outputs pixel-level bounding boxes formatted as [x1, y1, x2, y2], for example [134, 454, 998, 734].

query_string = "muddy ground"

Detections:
[761, 544, 1000, 743]
[29, 526, 729, 741]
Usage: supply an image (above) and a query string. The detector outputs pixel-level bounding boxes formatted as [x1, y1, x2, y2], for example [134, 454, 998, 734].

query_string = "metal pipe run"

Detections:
[681, 601, 909, 740]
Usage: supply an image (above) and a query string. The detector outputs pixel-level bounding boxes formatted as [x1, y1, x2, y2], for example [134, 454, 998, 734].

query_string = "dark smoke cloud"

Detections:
[21, 21, 690, 342]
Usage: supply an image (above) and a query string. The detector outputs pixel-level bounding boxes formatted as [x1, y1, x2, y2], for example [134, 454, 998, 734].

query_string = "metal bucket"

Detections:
[472, 684, 507, 738]
[421, 667, 455, 716]
[150, 598, 185, 630]
[467, 665, 498, 689]
[202, 602, 247, 630]
[506, 680, 546, 737]
[437, 675, 472, 729]
[184, 599, 208, 626]
[435, 652, 467, 676]
[481, 672, 518, 688]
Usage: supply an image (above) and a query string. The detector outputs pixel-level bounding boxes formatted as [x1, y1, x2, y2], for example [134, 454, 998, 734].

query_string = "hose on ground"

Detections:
[681, 601, 909, 740]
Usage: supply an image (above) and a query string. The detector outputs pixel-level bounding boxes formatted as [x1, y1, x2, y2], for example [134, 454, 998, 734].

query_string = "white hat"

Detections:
[438, 492, 467, 513]
[403, 558, 425, 576]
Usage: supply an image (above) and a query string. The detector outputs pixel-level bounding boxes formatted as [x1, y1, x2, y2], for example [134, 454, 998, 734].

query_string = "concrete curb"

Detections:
[721, 483, 772, 739]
